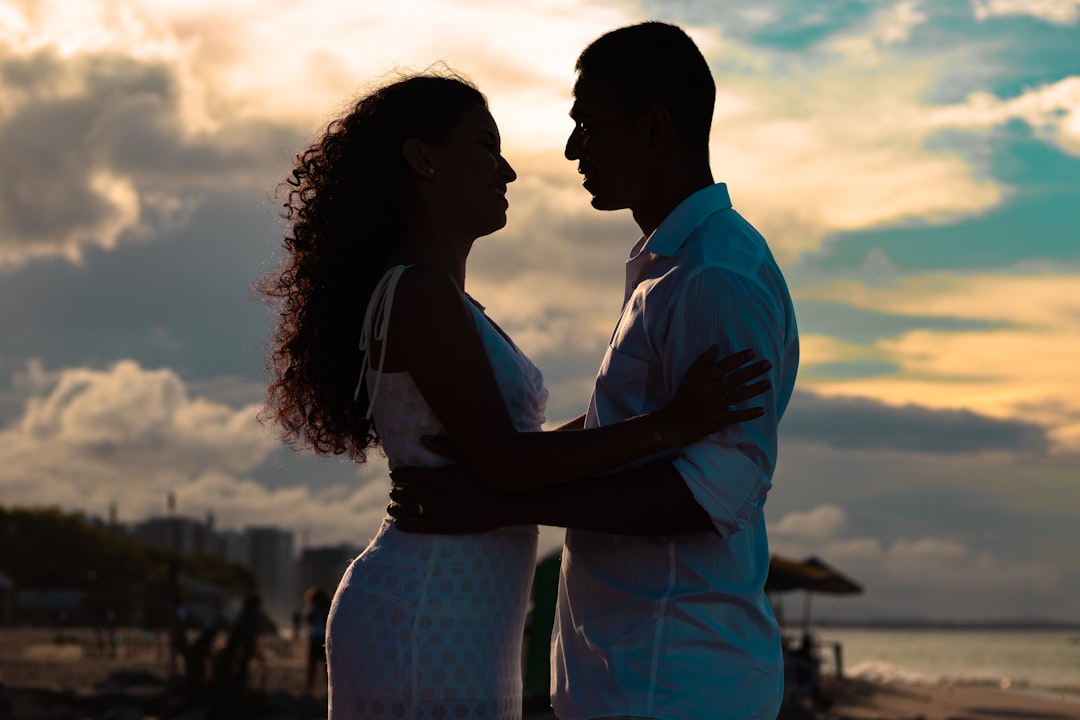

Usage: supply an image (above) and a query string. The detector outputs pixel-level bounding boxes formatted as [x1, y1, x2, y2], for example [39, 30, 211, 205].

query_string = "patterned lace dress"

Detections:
[326, 265, 548, 720]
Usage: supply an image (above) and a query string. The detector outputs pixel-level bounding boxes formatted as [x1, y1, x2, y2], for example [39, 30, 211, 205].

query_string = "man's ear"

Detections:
[642, 103, 673, 150]
[402, 137, 436, 178]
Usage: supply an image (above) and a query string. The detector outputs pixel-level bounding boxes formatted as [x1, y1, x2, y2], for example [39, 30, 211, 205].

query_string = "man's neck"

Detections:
[631, 166, 714, 238]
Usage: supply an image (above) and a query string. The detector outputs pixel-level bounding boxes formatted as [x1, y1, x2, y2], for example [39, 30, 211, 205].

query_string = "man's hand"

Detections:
[388, 463, 517, 534]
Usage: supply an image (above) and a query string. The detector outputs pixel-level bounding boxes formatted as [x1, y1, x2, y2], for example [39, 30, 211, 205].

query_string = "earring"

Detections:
[427, 167, 436, 175]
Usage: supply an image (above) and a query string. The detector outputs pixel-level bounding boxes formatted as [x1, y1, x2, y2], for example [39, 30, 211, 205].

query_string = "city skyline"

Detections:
[0, 0, 1078, 623]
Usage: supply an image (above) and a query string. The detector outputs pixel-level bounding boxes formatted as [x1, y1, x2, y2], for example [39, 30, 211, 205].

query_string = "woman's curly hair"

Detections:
[259, 72, 487, 462]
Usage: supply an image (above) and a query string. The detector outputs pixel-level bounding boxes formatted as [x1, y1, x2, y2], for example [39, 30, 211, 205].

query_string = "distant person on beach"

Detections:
[302, 587, 331, 696]
[389, 22, 799, 720]
[260, 70, 772, 719]
[217, 593, 264, 692]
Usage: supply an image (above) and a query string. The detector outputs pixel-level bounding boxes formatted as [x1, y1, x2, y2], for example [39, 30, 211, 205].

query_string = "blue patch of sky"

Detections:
[797, 123, 1080, 273]
[645, 0, 1077, 101]
[638, 0, 880, 49]
[907, 6, 1080, 102]
[746, 0, 876, 51]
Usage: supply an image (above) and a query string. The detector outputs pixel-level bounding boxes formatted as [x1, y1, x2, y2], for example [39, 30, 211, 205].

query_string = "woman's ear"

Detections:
[402, 138, 436, 178]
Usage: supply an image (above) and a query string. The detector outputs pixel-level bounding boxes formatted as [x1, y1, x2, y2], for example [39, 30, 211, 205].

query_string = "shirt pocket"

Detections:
[595, 343, 651, 418]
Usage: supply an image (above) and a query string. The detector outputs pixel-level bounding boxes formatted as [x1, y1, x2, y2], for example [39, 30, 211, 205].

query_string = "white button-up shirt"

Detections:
[551, 183, 799, 720]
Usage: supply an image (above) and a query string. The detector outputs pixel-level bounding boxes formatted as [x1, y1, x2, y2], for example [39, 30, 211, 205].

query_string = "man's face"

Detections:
[564, 73, 647, 212]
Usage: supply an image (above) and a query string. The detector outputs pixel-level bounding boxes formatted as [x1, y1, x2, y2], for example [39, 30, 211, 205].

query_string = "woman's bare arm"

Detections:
[380, 266, 767, 493]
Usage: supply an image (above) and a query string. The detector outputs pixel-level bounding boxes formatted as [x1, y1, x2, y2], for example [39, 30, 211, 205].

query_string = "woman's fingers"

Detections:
[721, 379, 772, 405]
[686, 344, 721, 374]
[722, 407, 766, 423]
[718, 358, 771, 384]
[711, 348, 757, 373]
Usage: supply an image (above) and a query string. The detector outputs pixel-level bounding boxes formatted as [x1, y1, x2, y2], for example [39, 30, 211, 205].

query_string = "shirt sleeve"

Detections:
[655, 265, 790, 536]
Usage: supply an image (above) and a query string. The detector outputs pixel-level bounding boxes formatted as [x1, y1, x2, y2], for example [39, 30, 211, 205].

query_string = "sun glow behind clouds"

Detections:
[799, 272, 1080, 450]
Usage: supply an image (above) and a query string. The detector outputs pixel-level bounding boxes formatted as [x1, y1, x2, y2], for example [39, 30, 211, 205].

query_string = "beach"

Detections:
[2, 628, 1079, 719]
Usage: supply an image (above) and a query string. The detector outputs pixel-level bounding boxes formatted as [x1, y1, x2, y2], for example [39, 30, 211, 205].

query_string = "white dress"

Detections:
[327, 266, 547, 720]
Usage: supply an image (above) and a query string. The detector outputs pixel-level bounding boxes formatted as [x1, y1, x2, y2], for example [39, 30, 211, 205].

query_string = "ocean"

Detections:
[811, 627, 1080, 697]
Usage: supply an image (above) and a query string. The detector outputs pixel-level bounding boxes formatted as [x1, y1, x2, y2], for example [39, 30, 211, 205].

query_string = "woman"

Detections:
[261, 72, 770, 720]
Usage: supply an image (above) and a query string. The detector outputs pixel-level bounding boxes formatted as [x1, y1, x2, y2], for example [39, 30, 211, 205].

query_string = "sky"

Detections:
[0, 0, 1077, 623]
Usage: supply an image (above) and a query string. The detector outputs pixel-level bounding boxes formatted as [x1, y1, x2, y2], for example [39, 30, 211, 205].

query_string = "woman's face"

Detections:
[429, 103, 517, 239]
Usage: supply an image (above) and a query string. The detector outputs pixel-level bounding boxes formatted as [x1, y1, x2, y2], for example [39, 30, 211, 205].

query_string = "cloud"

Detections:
[0, 358, 393, 546]
[971, 0, 1080, 25]
[769, 502, 1074, 621]
[827, 1, 929, 64]
[10, 359, 272, 474]
[695, 45, 1005, 262]
[781, 391, 1050, 454]
[927, 76, 1080, 157]
[0, 43, 298, 270]
[797, 271, 1080, 450]
[772, 503, 848, 539]
[3, 0, 1032, 275]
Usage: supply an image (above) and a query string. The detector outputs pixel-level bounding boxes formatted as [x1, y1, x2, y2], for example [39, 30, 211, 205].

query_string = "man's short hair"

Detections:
[576, 22, 715, 153]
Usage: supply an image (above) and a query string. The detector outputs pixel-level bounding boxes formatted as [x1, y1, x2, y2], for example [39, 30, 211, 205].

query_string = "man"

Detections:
[392, 22, 799, 719]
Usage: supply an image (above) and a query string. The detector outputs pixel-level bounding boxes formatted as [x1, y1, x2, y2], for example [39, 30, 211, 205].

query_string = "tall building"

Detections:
[215, 528, 250, 567]
[245, 526, 296, 625]
[128, 515, 299, 627]
[131, 516, 215, 555]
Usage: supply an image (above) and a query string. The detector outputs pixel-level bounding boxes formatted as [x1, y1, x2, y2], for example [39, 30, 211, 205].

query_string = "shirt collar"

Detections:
[639, 183, 732, 257]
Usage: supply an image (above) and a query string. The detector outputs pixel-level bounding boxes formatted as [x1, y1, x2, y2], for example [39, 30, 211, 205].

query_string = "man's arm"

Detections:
[388, 458, 714, 535]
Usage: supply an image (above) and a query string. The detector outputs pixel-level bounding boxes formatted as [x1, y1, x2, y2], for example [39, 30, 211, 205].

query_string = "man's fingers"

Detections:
[420, 435, 466, 461]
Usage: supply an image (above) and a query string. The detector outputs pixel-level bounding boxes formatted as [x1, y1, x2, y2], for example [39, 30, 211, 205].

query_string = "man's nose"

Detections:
[502, 156, 517, 183]
[564, 126, 581, 161]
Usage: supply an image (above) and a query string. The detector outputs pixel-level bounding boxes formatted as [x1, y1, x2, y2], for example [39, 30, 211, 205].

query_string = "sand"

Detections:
[0, 627, 323, 718]
[819, 676, 1080, 720]
[2, 628, 1078, 719]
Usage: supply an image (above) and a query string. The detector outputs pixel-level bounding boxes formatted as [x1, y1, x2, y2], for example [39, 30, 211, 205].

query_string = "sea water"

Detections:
[811, 627, 1080, 697]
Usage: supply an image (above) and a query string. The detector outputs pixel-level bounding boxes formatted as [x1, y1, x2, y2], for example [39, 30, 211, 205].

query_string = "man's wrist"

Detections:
[494, 491, 531, 526]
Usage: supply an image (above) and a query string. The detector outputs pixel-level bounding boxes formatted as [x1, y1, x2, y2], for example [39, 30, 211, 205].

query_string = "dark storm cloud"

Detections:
[781, 391, 1050, 454]
[0, 44, 302, 266]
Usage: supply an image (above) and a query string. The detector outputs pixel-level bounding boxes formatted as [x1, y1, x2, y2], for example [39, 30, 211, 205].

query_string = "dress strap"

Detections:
[354, 264, 412, 418]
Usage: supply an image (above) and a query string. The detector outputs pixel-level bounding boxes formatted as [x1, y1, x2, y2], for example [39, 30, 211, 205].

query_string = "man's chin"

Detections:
[588, 194, 625, 211]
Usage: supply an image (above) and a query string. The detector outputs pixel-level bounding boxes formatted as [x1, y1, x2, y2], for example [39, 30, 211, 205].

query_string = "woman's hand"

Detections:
[662, 346, 771, 442]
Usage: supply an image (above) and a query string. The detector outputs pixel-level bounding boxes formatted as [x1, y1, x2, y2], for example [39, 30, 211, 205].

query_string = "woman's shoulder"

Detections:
[390, 264, 465, 318]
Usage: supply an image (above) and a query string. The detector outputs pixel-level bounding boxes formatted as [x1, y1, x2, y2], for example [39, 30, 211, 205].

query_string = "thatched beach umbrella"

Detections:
[766, 555, 862, 628]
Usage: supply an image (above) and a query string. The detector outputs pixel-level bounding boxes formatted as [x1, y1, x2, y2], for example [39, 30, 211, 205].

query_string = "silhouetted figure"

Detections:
[302, 587, 332, 696]
[789, 632, 823, 706]
[184, 624, 220, 697]
[216, 594, 263, 693]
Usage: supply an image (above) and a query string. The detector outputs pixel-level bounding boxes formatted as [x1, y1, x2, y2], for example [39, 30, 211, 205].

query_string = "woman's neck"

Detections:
[394, 219, 471, 290]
